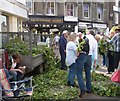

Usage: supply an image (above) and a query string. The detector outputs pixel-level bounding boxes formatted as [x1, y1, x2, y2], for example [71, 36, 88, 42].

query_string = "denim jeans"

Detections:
[9, 70, 24, 81]
[68, 63, 76, 85]
[76, 53, 92, 92]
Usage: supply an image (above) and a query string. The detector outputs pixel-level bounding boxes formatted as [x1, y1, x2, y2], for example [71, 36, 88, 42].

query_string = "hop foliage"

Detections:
[76, 38, 85, 52]
[3, 38, 29, 55]
[98, 38, 113, 55]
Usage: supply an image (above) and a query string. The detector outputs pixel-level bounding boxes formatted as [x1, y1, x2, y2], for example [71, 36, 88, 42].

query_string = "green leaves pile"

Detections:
[3, 38, 29, 55]
[98, 39, 113, 55]
[32, 68, 79, 99]
[92, 71, 120, 97]
[3, 38, 47, 56]
[77, 38, 85, 52]
[4, 38, 120, 99]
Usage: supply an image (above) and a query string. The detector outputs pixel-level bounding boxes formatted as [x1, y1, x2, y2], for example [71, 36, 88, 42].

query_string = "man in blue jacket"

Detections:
[59, 30, 69, 70]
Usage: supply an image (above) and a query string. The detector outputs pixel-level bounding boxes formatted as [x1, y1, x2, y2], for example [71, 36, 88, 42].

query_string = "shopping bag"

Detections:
[111, 69, 120, 83]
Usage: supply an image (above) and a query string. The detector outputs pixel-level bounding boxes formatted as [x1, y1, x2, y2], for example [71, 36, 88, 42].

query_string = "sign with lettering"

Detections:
[29, 17, 63, 24]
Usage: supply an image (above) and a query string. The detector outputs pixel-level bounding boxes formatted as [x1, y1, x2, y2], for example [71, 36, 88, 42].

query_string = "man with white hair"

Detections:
[59, 30, 69, 70]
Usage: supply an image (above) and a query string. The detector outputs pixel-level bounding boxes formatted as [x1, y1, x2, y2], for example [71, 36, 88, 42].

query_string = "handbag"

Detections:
[111, 69, 120, 83]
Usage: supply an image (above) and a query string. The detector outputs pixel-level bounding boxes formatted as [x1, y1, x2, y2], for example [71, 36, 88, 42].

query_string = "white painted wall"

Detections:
[0, 0, 28, 19]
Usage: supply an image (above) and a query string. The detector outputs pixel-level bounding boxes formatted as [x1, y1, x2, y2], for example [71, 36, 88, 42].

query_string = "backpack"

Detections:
[82, 36, 90, 54]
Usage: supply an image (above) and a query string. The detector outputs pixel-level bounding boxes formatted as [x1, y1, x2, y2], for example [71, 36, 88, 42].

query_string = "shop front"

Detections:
[78, 20, 108, 35]
[23, 15, 78, 42]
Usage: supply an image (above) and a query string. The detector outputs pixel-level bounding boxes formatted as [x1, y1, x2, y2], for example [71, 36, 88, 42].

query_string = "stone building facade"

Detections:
[26, 0, 120, 35]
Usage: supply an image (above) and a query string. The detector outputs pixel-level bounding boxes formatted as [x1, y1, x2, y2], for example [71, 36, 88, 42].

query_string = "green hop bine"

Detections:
[77, 38, 86, 52]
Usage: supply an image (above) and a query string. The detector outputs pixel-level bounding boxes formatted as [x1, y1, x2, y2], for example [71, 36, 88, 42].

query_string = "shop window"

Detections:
[97, 5, 103, 20]
[83, 3, 90, 18]
[66, 3, 75, 16]
[46, 2, 55, 15]
[0, 15, 8, 32]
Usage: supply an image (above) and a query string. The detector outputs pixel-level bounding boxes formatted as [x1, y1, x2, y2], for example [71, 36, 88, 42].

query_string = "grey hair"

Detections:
[69, 32, 77, 40]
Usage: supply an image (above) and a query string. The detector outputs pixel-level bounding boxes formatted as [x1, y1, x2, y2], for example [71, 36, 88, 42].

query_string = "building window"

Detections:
[0, 15, 8, 32]
[26, 0, 32, 14]
[66, 3, 75, 16]
[46, 2, 55, 15]
[97, 5, 103, 20]
[83, 3, 90, 18]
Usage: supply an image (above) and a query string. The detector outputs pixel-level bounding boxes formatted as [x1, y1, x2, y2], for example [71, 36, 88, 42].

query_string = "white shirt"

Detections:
[66, 41, 77, 66]
[11, 58, 17, 68]
[46, 37, 50, 44]
[54, 35, 60, 43]
[86, 34, 98, 60]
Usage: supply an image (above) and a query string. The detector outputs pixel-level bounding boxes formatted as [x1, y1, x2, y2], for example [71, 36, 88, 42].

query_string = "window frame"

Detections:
[83, 3, 90, 18]
[46, 1, 55, 15]
[97, 5, 103, 20]
[66, 3, 75, 16]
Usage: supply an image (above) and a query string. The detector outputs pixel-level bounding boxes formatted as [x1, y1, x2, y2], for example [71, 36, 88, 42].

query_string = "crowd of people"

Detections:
[0, 25, 120, 98]
[58, 25, 120, 97]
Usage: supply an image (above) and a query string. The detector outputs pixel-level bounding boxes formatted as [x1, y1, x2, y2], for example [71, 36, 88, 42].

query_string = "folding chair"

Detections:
[2, 76, 34, 101]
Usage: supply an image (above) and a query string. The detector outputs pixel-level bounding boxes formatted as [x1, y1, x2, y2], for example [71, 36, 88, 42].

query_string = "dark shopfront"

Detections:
[23, 15, 77, 42]
[78, 20, 108, 35]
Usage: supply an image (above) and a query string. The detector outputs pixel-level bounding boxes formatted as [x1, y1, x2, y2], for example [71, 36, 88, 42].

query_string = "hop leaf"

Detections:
[77, 38, 85, 52]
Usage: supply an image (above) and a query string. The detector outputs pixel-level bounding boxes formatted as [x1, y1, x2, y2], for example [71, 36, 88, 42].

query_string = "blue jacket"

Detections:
[59, 35, 67, 56]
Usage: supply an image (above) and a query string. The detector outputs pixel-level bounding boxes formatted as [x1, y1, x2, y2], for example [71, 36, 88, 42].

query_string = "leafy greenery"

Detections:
[91, 71, 120, 97]
[77, 38, 85, 52]
[98, 39, 113, 55]
[3, 38, 29, 55]
[3, 37, 120, 98]
[32, 67, 79, 99]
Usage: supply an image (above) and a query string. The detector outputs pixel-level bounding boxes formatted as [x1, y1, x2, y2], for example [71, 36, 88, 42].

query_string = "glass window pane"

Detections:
[47, 2, 54, 14]
[97, 5, 103, 19]
[0, 15, 8, 32]
[67, 3, 74, 16]
[84, 4, 89, 18]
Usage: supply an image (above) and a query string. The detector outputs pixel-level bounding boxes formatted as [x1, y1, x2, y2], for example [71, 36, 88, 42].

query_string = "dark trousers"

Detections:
[107, 50, 115, 72]
[114, 52, 120, 69]
[60, 50, 67, 70]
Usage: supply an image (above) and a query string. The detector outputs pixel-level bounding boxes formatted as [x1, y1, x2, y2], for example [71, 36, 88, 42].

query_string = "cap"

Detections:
[62, 30, 68, 34]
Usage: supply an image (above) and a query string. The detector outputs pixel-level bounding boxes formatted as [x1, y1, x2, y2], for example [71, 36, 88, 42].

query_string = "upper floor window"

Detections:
[46, 2, 55, 15]
[0, 15, 9, 32]
[97, 5, 103, 20]
[66, 3, 75, 16]
[83, 3, 90, 18]
[26, 0, 32, 14]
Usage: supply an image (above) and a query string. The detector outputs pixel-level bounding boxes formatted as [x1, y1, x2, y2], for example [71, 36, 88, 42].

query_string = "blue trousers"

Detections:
[9, 70, 24, 81]
[76, 53, 92, 92]
[68, 63, 76, 85]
